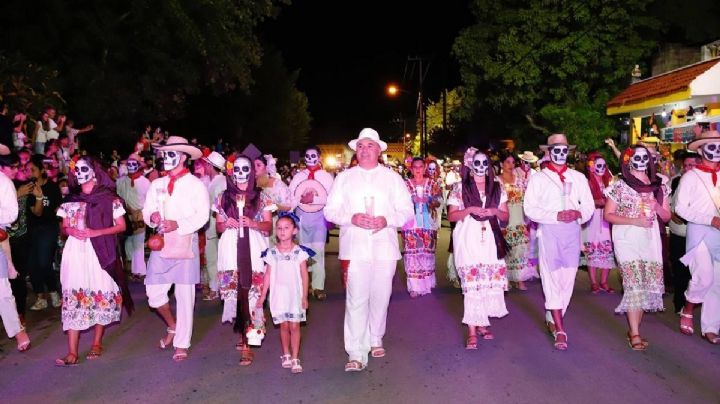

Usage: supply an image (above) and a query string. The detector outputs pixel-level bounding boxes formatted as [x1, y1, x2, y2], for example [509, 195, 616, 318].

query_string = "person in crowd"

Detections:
[498, 151, 538, 291]
[582, 151, 616, 293]
[8, 150, 34, 323]
[32, 112, 52, 155]
[214, 154, 272, 365]
[256, 213, 312, 373]
[604, 146, 670, 350]
[27, 154, 62, 311]
[143, 156, 160, 181]
[669, 151, 700, 313]
[255, 154, 292, 214]
[13, 116, 28, 151]
[676, 130, 720, 345]
[444, 162, 463, 289]
[401, 157, 441, 298]
[54, 156, 133, 366]
[324, 128, 413, 372]
[447, 148, 509, 349]
[524, 134, 594, 350]
[116, 153, 150, 281]
[0, 147, 31, 353]
[64, 119, 93, 152]
[425, 159, 443, 228]
[201, 151, 227, 301]
[289, 146, 334, 301]
[142, 136, 209, 362]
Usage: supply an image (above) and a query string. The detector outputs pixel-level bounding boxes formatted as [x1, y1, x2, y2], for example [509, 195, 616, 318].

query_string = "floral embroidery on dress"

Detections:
[456, 263, 508, 294]
[61, 288, 122, 329]
[583, 240, 616, 267]
[615, 260, 664, 313]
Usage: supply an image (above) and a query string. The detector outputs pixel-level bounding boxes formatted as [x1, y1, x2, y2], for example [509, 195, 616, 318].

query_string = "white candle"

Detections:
[237, 195, 245, 238]
[364, 196, 375, 216]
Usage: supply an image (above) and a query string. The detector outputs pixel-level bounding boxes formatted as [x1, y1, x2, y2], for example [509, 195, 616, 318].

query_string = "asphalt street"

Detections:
[1, 227, 719, 403]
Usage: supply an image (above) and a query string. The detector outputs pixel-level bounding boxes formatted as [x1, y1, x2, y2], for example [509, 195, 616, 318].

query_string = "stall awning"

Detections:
[607, 58, 720, 115]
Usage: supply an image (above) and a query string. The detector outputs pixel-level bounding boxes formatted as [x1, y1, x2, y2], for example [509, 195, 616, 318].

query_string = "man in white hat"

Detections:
[116, 153, 150, 280]
[325, 128, 413, 371]
[676, 130, 720, 344]
[202, 151, 227, 300]
[289, 145, 334, 300]
[524, 134, 594, 350]
[516, 151, 539, 181]
[142, 136, 210, 361]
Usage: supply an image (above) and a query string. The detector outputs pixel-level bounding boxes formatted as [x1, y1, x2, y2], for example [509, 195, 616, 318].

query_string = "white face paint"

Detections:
[161, 151, 181, 171]
[471, 153, 489, 176]
[549, 145, 569, 165]
[594, 158, 607, 176]
[233, 157, 252, 184]
[631, 148, 650, 171]
[305, 149, 319, 167]
[702, 142, 720, 163]
[127, 159, 140, 174]
[427, 162, 437, 176]
[74, 160, 95, 184]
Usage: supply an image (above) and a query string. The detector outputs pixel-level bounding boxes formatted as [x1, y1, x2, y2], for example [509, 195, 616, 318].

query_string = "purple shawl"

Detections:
[66, 157, 134, 314]
[460, 152, 507, 259]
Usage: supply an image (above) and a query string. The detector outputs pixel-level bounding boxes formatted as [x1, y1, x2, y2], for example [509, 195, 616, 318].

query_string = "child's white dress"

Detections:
[262, 245, 314, 324]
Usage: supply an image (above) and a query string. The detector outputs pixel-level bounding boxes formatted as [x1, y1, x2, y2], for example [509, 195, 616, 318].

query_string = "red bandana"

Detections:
[307, 164, 322, 180]
[546, 164, 568, 183]
[696, 164, 720, 186]
[167, 168, 190, 195]
[129, 171, 143, 187]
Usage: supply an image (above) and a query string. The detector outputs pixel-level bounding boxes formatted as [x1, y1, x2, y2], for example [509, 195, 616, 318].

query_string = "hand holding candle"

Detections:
[237, 195, 246, 238]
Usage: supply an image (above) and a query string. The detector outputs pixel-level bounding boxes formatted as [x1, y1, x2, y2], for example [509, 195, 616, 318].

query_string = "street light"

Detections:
[385, 83, 427, 157]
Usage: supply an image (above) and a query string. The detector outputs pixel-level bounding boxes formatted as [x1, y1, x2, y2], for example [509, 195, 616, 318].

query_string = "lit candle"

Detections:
[157, 189, 167, 232]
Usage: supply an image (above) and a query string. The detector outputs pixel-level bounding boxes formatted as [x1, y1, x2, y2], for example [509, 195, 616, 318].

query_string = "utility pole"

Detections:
[408, 55, 429, 158]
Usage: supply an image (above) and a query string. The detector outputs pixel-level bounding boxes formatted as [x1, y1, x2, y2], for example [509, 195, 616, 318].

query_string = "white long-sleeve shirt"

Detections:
[676, 168, 720, 226]
[0, 172, 18, 227]
[324, 164, 414, 261]
[142, 173, 210, 236]
[524, 167, 594, 225]
[206, 174, 227, 239]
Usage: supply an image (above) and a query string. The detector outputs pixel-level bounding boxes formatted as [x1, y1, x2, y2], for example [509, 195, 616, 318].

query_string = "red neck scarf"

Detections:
[129, 171, 143, 187]
[546, 164, 568, 183]
[307, 164, 322, 180]
[167, 168, 190, 195]
[696, 164, 720, 186]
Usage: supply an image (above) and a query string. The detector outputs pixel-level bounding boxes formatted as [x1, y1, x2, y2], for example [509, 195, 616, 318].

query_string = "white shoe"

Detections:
[30, 298, 48, 311]
[49, 292, 62, 308]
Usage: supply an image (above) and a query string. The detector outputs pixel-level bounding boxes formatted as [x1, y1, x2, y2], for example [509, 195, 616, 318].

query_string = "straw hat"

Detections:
[517, 150, 539, 163]
[538, 133, 576, 151]
[203, 151, 226, 170]
[688, 130, 720, 151]
[153, 136, 202, 160]
[348, 128, 388, 151]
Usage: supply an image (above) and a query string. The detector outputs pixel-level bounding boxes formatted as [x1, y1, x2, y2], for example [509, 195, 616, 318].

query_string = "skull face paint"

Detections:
[631, 148, 650, 171]
[472, 153, 489, 177]
[161, 151, 181, 171]
[233, 157, 252, 184]
[305, 149, 319, 168]
[594, 158, 607, 176]
[427, 162, 437, 177]
[702, 142, 720, 163]
[549, 145, 569, 165]
[127, 159, 140, 174]
[74, 159, 95, 184]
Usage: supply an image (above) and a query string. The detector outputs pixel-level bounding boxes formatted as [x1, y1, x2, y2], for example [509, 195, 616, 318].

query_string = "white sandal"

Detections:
[291, 358, 303, 374]
[280, 354, 292, 368]
[679, 312, 694, 336]
[160, 328, 176, 349]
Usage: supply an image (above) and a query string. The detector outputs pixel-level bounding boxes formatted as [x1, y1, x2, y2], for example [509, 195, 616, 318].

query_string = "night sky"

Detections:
[261, 0, 473, 144]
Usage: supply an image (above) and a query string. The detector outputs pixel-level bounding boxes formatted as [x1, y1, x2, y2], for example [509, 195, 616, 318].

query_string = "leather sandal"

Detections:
[679, 312, 694, 336]
[172, 348, 189, 362]
[591, 283, 601, 294]
[478, 328, 494, 340]
[465, 335, 478, 350]
[344, 360, 365, 372]
[554, 331, 568, 350]
[370, 346, 386, 358]
[291, 358, 303, 374]
[600, 283, 616, 293]
[280, 354, 292, 368]
[159, 328, 176, 349]
[55, 353, 79, 367]
[239, 346, 254, 366]
[627, 332, 649, 348]
[86, 345, 103, 360]
[628, 334, 647, 351]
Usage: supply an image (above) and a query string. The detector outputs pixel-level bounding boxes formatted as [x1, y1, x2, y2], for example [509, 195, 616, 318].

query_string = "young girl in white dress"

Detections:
[257, 213, 312, 374]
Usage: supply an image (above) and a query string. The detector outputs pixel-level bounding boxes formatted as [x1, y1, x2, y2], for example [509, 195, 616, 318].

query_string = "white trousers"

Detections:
[146, 283, 196, 349]
[344, 259, 396, 366]
[307, 241, 326, 291]
[0, 278, 22, 338]
[125, 232, 146, 275]
[686, 261, 720, 334]
[538, 263, 577, 323]
[205, 237, 219, 292]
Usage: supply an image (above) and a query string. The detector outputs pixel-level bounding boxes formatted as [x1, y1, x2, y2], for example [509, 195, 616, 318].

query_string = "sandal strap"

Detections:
[166, 328, 177, 334]
[679, 312, 694, 319]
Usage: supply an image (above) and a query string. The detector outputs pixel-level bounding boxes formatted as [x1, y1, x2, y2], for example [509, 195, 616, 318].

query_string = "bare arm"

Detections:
[300, 260, 309, 309]
[256, 264, 271, 308]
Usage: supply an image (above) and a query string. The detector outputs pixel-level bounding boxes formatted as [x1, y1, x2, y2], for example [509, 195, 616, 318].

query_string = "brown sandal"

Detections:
[86, 345, 103, 360]
[239, 346, 254, 366]
[55, 353, 79, 367]
[628, 334, 647, 351]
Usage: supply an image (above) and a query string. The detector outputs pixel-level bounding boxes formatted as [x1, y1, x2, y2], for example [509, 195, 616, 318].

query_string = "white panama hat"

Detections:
[203, 151, 226, 170]
[348, 128, 388, 151]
